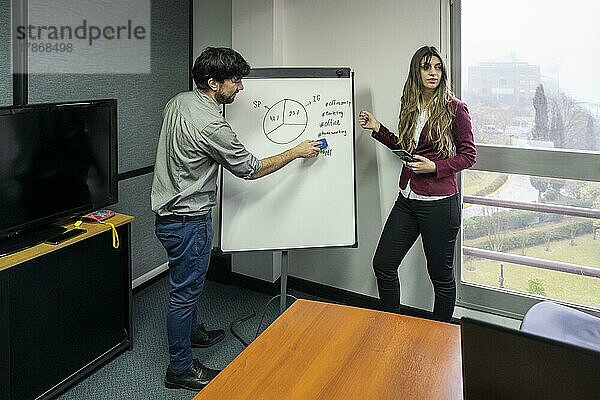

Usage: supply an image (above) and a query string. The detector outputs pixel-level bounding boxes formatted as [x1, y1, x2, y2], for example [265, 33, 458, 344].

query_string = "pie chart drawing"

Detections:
[262, 99, 308, 144]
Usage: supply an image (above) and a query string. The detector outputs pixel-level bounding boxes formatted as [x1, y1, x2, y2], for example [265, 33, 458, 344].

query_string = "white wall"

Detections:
[232, 0, 275, 66]
[193, 0, 232, 59]
[229, 0, 448, 312]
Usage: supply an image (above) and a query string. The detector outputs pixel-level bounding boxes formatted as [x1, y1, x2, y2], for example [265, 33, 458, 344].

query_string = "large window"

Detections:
[454, 0, 600, 316]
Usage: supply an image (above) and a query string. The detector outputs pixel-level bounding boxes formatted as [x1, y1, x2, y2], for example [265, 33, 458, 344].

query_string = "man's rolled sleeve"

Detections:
[203, 121, 262, 179]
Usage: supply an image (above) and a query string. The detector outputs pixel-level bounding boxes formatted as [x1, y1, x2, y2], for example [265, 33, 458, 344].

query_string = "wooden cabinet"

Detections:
[0, 214, 133, 400]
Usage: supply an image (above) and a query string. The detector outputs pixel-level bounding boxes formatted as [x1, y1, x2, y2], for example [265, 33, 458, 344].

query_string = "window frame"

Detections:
[450, 0, 600, 318]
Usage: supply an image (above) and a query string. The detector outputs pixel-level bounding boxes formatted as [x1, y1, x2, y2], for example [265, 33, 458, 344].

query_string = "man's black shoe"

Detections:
[191, 323, 225, 348]
[164, 359, 220, 391]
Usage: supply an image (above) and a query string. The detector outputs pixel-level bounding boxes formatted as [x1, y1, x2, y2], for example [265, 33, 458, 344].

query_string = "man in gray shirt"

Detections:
[151, 47, 320, 391]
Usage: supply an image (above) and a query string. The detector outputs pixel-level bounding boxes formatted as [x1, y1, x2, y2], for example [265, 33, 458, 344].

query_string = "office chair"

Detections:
[520, 301, 600, 352]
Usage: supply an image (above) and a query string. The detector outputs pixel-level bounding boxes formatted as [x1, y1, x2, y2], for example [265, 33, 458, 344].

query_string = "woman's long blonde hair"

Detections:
[397, 46, 456, 158]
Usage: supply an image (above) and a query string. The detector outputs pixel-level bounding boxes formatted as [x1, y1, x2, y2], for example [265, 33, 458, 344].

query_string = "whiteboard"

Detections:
[220, 68, 357, 252]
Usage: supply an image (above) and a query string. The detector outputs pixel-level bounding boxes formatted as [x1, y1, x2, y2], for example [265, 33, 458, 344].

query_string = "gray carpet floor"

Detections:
[56, 277, 313, 400]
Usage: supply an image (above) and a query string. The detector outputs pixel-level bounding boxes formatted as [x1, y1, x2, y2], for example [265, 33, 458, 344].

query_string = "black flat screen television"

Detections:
[0, 99, 118, 255]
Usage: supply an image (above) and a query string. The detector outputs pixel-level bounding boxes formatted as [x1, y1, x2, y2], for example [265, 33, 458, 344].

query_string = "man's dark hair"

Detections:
[192, 47, 251, 90]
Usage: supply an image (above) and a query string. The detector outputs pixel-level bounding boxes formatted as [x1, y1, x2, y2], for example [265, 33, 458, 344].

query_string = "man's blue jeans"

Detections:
[155, 214, 213, 375]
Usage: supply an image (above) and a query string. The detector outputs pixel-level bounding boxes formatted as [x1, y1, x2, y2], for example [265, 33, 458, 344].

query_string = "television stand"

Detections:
[0, 224, 67, 256]
[0, 213, 133, 400]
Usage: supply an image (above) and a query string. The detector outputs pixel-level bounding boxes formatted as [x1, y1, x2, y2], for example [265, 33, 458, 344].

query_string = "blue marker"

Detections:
[316, 138, 328, 150]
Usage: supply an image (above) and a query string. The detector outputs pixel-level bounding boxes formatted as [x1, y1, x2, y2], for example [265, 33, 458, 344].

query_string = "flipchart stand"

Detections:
[230, 250, 296, 347]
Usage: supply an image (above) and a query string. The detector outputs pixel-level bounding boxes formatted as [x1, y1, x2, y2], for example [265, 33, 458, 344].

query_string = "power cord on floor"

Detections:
[229, 311, 256, 347]
[229, 294, 298, 348]
[255, 294, 298, 339]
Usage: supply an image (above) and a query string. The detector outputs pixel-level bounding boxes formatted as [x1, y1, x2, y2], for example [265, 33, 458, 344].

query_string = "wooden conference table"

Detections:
[194, 299, 462, 400]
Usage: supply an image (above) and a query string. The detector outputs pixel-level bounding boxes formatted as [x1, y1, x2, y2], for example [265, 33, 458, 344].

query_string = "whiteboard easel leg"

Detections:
[279, 250, 288, 314]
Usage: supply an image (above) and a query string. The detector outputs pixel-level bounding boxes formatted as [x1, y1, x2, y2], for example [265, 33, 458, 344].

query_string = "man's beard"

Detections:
[215, 90, 236, 104]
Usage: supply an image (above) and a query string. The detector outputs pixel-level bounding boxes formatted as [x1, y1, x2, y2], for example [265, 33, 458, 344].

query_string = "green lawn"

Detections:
[462, 233, 600, 308]
[463, 171, 495, 195]
[463, 171, 508, 197]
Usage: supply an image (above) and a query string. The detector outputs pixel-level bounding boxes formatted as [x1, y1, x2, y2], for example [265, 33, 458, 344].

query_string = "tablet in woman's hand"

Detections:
[392, 149, 417, 162]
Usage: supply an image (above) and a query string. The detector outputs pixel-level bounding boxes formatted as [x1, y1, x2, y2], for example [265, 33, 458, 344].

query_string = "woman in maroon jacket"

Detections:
[358, 46, 476, 322]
